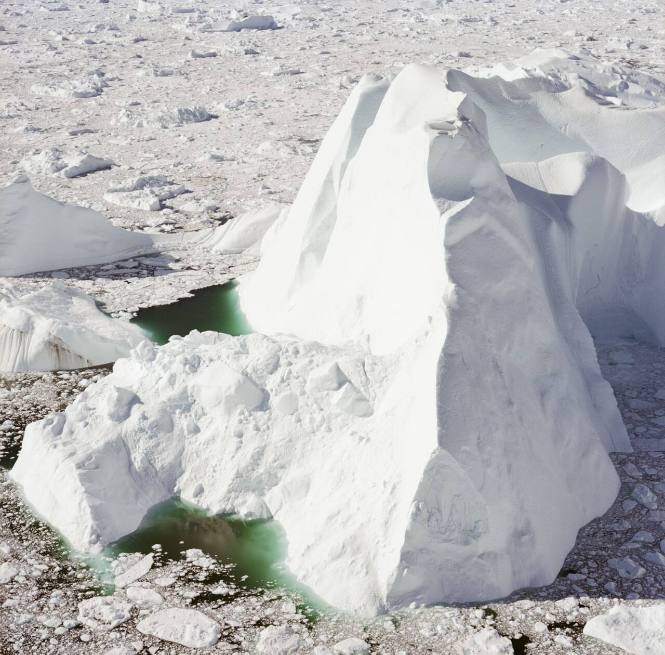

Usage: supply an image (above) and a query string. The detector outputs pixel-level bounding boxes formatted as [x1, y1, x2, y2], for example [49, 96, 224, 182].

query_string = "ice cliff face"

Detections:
[12, 53, 665, 614]
[0, 177, 154, 276]
[0, 284, 146, 372]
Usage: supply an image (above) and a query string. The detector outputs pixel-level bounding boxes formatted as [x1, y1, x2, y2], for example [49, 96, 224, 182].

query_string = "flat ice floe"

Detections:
[0, 283, 146, 372]
[12, 52, 665, 614]
[0, 177, 154, 276]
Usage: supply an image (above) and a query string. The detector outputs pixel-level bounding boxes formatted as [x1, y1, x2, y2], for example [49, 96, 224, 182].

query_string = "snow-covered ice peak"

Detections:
[12, 59, 665, 615]
[0, 177, 154, 276]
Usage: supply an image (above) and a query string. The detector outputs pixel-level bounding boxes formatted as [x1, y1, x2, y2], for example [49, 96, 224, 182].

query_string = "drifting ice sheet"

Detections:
[13, 52, 665, 614]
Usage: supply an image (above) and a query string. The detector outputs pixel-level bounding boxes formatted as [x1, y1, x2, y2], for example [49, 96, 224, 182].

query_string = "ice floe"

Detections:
[583, 604, 665, 655]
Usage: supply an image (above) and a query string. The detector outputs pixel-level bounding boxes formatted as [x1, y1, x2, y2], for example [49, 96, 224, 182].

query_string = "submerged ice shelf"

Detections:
[11, 50, 665, 615]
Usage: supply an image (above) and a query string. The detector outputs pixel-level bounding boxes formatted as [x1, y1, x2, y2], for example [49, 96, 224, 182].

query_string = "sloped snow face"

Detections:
[0, 177, 154, 276]
[0, 283, 146, 372]
[11, 59, 665, 615]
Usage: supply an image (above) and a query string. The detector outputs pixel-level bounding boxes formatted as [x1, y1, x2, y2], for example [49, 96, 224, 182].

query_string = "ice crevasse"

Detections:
[12, 53, 665, 614]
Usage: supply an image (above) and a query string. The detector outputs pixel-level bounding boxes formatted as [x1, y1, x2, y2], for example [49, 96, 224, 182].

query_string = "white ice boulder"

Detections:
[0, 283, 147, 372]
[14, 58, 665, 615]
[0, 177, 154, 276]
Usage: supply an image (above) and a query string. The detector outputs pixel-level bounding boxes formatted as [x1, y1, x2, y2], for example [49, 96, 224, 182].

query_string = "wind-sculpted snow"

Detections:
[12, 54, 665, 614]
[0, 177, 154, 276]
[0, 283, 146, 372]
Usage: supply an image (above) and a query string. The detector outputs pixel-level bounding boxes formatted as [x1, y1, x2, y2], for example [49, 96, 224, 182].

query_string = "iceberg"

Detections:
[12, 54, 665, 614]
[0, 283, 147, 372]
[0, 177, 154, 276]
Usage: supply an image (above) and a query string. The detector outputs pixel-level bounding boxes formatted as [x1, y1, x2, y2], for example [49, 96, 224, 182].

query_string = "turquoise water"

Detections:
[108, 499, 286, 591]
[106, 499, 323, 619]
[131, 281, 252, 344]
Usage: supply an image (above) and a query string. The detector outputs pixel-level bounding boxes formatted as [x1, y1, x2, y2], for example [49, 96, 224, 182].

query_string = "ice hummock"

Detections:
[0, 177, 154, 276]
[12, 54, 665, 615]
[0, 283, 147, 372]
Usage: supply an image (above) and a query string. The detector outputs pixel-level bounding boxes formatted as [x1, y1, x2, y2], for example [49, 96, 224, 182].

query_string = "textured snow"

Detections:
[0, 177, 154, 276]
[11, 56, 665, 615]
[136, 607, 221, 648]
[0, 283, 146, 372]
[583, 604, 665, 655]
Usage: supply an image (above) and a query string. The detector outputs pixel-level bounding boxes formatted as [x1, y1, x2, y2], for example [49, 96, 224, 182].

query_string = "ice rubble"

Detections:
[0, 177, 154, 276]
[12, 53, 665, 614]
[0, 283, 146, 372]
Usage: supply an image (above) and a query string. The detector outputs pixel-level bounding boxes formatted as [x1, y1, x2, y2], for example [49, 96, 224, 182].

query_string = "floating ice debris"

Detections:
[225, 15, 279, 32]
[22, 147, 113, 178]
[136, 608, 221, 648]
[104, 175, 189, 211]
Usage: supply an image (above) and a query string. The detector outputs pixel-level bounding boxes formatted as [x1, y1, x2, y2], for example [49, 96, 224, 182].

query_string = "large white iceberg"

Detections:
[0, 283, 147, 371]
[12, 53, 665, 615]
[0, 177, 154, 276]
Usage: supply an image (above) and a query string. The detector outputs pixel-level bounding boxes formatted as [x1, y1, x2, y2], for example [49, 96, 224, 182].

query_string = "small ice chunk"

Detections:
[225, 15, 278, 32]
[333, 638, 371, 655]
[608, 556, 646, 579]
[114, 553, 153, 588]
[0, 562, 18, 583]
[632, 484, 658, 509]
[256, 624, 304, 654]
[136, 608, 220, 648]
[454, 627, 513, 654]
[78, 596, 133, 631]
[126, 586, 163, 607]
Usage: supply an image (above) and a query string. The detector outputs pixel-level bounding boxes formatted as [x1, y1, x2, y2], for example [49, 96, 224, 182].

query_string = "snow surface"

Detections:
[0, 283, 146, 372]
[0, 177, 154, 276]
[12, 57, 665, 615]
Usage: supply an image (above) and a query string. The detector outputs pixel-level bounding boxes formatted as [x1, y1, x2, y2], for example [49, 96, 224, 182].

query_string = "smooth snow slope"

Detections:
[0, 283, 146, 371]
[12, 56, 665, 615]
[0, 177, 154, 276]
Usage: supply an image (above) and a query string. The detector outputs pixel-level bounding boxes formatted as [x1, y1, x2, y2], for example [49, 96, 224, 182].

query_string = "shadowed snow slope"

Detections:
[0, 283, 146, 371]
[0, 177, 154, 276]
[12, 55, 665, 614]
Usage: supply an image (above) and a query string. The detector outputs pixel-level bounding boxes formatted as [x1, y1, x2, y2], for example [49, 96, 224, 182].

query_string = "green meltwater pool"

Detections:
[131, 280, 252, 344]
